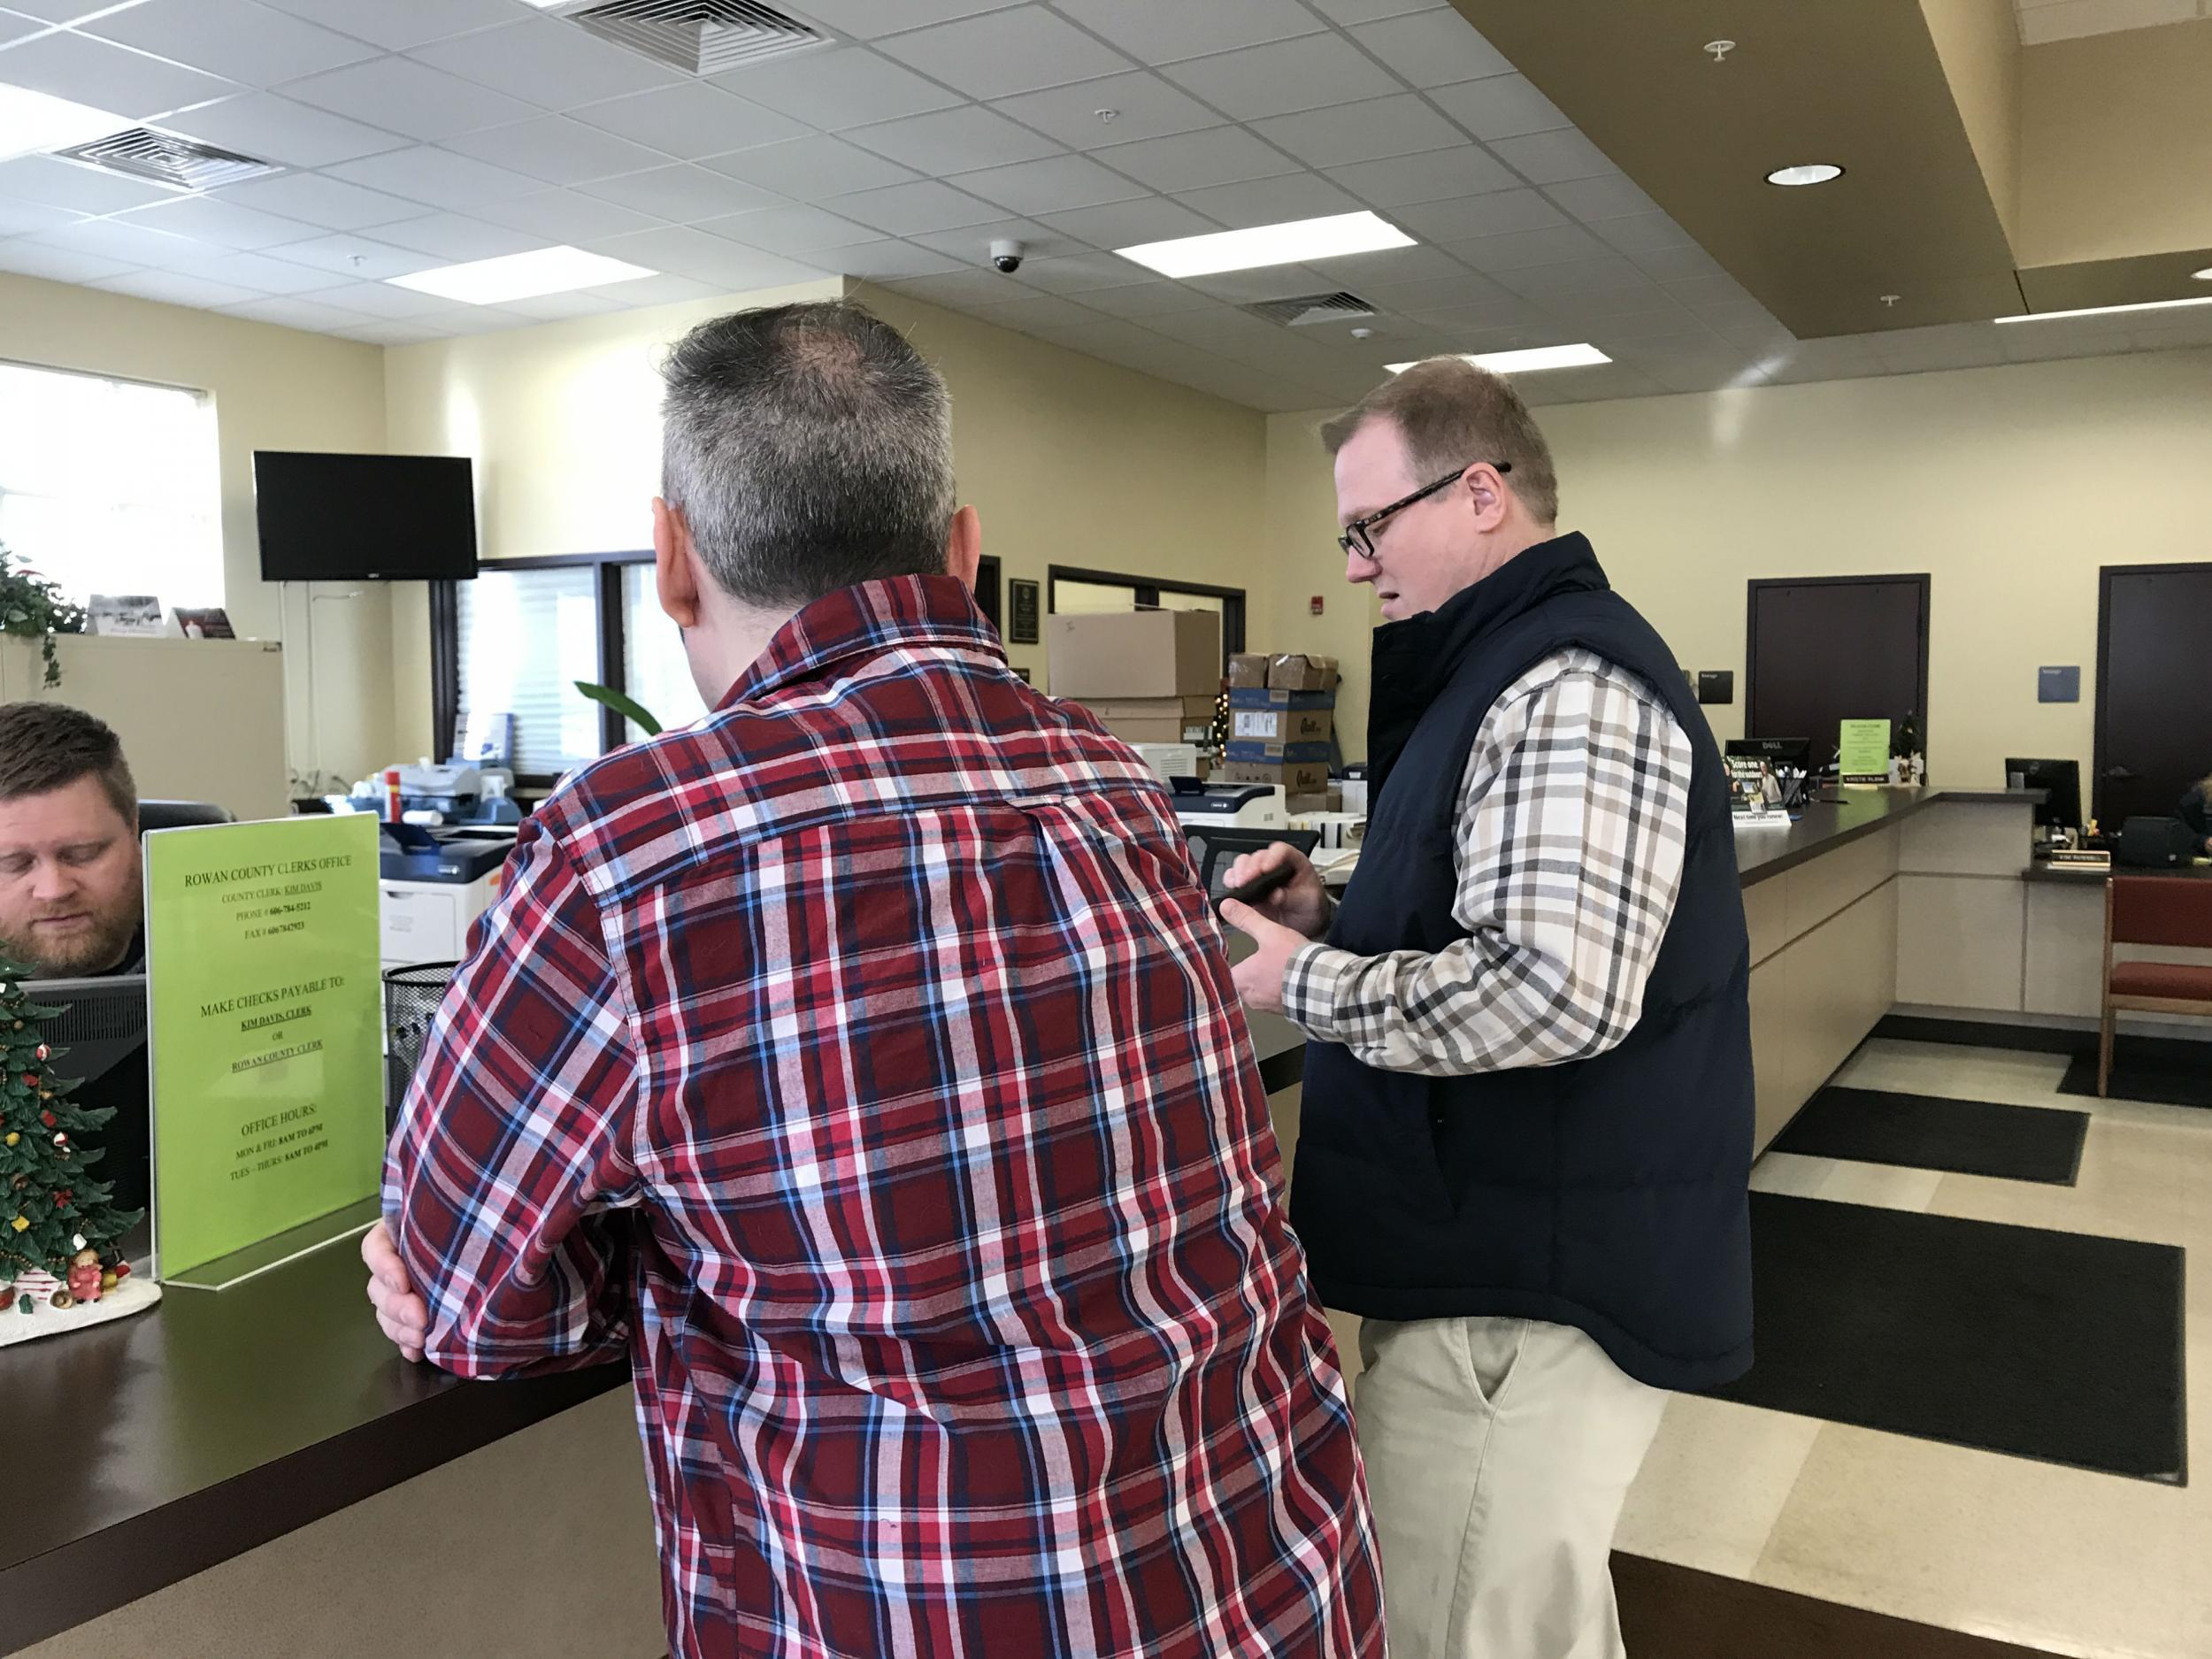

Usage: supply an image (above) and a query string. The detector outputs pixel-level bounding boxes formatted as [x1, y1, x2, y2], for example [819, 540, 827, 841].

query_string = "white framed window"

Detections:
[0, 359, 223, 609]
[454, 564, 603, 779]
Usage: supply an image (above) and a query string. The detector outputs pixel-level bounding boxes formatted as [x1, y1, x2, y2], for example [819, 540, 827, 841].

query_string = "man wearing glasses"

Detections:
[1221, 358, 1754, 1659]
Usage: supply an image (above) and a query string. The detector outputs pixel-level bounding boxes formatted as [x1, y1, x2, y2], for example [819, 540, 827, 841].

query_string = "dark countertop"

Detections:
[2023, 859, 2212, 883]
[1732, 787, 2040, 888]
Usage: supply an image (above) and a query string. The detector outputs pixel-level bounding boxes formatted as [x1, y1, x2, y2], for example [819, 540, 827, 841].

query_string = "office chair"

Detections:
[137, 800, 234, 833]
[2099, 875, 2212, 1095]
[1183, 826, 1321, 903]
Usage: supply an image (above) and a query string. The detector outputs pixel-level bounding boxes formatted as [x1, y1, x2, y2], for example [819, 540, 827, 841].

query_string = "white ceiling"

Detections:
[2015, 0, 2212, 46]
[3, 0, 2210, 413]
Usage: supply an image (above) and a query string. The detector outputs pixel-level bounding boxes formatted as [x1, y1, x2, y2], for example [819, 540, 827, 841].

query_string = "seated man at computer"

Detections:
[0, 703, 143, 978]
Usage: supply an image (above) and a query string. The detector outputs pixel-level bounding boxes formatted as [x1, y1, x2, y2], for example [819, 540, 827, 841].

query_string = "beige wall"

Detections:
[381, 278, 1271, 756]
[0, 272, 390, 795]
[1920, 0, 2023, 247]
[1269, 345, 2212, 784]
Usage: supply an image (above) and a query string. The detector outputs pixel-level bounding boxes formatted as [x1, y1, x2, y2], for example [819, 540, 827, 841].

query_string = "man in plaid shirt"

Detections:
[363, 301, 1380, 1659]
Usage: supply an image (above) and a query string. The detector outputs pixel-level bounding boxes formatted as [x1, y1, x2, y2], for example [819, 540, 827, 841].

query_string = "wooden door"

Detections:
[1747, 575, 1931, 772]
[2094, 563, 2212, 826]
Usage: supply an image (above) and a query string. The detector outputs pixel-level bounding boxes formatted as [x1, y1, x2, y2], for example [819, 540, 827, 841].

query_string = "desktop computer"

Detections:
[2005, 758, 2083, 842]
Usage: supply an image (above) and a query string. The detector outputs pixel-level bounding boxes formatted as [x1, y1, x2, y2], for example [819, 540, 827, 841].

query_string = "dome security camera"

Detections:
[990, 239, 1025, 274]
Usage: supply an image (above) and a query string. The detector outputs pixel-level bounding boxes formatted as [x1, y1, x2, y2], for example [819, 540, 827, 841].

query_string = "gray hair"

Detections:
[660, 301, 956, 609]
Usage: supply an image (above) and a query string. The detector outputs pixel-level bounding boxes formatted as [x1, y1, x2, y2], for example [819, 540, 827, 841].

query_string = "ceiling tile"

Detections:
[441, 115, 673, 186]
[284, 57, 537, 142]
[569, 81, 806, 159]
[0, 154, 179, 214]
[251, 0, 521, 51]
[883, 267, 1040, 307]
[1592, 212, 1695, 256]
[1037, 194, 1215, 250]
[699, 203, 881, 255]
[0, 10, 42, 44]
[1302, 242, 1470, 288]
[326, 146, 549, 211]
[1308, 0, 1450, 23]
[787, 0, 1023, 37]
[309, 279, 460, 318]
[700, 134, 920, 196]
[0, 196, 84, 237]
[88, 269, 264, 310]
[474, 188, 668, 242]
[497, 288, 631, 320]
[876, 8, 1133, 98]
[1492, 254, 1648, 298]
[1355, 271, 1513, 311]
[1093, 126, 1297, 193]
[1178, 264, 1326, 303]
[264, 231, 442, 280]
[1076, 279, 1217, 317]
[902, 213, 1084, 261]
[156, 93, 411, 170]
[1486, 128, 1618, 185]
[1543, 173, 1659, 221]
[844, 106, 1064, 175]
[1019, 314, 1192, 360]
[215, 170, 429, 230]
[1628, 244, 1726, 283]
[829, 240, 968, 279]
[1175, 171, 1363, 229]
[0, 242, 135, 284]
[0, 0, 109, 19]
[951, 152, 1146, 215]
[1049, 0, 1324, 62]
[709, 45, 964, 127]
[1000, 250, 1159, 293]
[118, 193, 319, 250]
[159, 245, 353, 293]
[989, 71, 1218, 149]
[585, 225, 828, 288]
[1428, 74, 1571, 142]
[822, 179, 1007, 236]
[27, 216, 200, 266]
[1348, 11, 1513, 87]
[81, 0, 376, 83]
[329, 318, 443, 344]
[219, 295, 381, 333]
[0, 29, 235, 119]
[1453, 222, 1609, 272]
[582, 272, 724, 305]
[968, 292, 1110, 333]
[370, 213, 549, 262]
[573, 164, 783, 221]
[1251, 94, 1462, 169]
[1662, 273, 1756, 309]
[1392, 187, 1567, 241]
[1324, 145, 1518, 207]
[410, 18, 686, 104]
[1164, 35, 1402, 119]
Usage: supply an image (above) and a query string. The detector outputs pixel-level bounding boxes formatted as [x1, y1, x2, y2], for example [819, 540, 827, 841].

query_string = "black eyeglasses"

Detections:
[1337, 460, 1511, 559]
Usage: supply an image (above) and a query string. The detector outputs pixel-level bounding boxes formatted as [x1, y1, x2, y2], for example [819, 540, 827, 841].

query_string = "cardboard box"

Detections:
[1230, 704, 1333, 745]
[1226, 739, 1330, 764]
[1224, 759, 1330, 799]
[1229, 687, 1333, 709]
[1267, 653, 1340, 693]
[1227, 652, 1271, 689]
[1078, 694, 1216, 745]
[1286, 793, 1331, 815]
[1048, 610, 1222, 699]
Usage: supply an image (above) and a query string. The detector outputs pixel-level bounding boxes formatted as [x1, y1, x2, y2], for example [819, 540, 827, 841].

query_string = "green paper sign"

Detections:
[145, 814, 383, 1277]
[1838, 718, 1893, 784]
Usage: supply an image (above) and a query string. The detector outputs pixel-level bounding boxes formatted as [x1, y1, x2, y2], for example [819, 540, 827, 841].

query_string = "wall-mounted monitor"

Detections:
[253, 451, 478, 582]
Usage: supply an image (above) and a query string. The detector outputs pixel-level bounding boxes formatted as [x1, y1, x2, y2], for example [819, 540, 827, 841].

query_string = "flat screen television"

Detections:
[253, 451, 478, 582]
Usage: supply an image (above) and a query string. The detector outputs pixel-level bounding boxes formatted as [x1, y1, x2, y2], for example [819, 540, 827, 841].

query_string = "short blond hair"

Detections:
[1319, 357, 1559, 524]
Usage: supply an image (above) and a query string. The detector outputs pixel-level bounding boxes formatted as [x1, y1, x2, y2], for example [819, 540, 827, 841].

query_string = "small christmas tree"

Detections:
[0, 960, 142, 1315]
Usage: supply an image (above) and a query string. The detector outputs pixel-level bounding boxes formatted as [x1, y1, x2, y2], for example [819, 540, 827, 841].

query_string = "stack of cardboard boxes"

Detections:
[1225, 652, 1338, 813]
[1047, 609, 1222, 748]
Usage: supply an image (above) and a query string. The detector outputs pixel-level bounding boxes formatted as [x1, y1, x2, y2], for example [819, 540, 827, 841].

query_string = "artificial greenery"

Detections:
[0, 542, 87, 690]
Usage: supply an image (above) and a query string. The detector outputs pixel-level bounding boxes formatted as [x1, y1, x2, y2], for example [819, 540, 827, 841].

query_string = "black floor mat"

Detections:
[2058, 1048, 2212, 1110]
[1770, 1087, 2087, 1184]
[1704, 1193, 2187, 1482]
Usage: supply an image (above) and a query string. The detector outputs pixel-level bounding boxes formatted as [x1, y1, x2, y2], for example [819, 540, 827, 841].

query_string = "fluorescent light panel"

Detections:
[0, 85, 130, 163]
[1386, 343, 1611, 374]
[389, 245, 657, 304]
[1993, 296, 2212, 324]
[1117, 211, 1413, 278]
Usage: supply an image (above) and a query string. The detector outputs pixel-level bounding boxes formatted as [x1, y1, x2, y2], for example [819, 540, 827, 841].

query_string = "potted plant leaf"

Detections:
[0, 542, 86, 689]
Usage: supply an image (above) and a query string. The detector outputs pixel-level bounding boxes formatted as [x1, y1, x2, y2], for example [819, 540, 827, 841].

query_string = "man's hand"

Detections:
[1219, 842, 1331, 940]
[363, 1219, 430, 1363]
[1220, 899, 1310, 1016]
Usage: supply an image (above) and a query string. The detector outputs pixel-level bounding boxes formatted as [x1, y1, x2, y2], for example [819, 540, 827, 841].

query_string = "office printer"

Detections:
[379, 824, 515, 968]
[1166, 779, 1286, 831]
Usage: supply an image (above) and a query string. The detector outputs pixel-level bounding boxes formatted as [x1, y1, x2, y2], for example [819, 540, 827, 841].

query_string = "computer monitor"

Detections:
[2005, 758, 2081, 833]
[1727, 737, 1813, 772]
[26, 974, 150, 1219]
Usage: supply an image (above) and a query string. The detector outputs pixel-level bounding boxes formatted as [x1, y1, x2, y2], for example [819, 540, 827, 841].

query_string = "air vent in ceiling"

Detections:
[553, 0, 827, 75]
[53, 128, 280, 192]
[1244, 291, 1378, 328]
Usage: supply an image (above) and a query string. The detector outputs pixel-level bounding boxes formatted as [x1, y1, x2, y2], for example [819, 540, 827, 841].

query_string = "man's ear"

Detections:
[1463, 463, 1512, 531]
[945, 503, 982, 590]
[653, 497, 701, 628]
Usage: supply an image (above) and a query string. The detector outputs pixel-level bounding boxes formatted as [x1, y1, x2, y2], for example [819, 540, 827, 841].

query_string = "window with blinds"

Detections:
[0, 359, 222, 608]
[455, 565, 602, 779]
[618, 562, 710, 742]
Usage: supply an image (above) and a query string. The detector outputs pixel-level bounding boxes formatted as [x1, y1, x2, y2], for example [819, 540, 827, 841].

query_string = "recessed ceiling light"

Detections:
[0, 86, 131, 165]
[1993, 296, 2212, 324]
[1117, 211, 1414, 279]
[1766, 163, 1844, 187]
[1386, 344, 1611, 374]
[389, 246, 657, 305]
[2193, 266, 2212, 280]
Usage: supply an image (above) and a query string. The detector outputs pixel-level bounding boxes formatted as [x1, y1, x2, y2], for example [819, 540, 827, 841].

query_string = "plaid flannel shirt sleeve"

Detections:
[1280, 655, 1693, 1076]
[384, 819, 644, 1378]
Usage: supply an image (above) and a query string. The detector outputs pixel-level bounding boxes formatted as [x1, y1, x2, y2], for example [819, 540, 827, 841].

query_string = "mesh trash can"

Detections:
[383, 963, 458, 1133]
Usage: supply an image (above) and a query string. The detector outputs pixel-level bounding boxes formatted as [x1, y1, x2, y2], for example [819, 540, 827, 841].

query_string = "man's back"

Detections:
[389, 577, 1379, 1659]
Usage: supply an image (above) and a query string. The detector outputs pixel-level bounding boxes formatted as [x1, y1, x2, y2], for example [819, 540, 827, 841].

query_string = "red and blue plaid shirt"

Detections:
[387, 576, 1380, 1659]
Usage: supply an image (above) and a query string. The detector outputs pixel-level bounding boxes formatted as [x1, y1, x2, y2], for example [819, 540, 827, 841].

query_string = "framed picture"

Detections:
[1010, 578, 1041, 645]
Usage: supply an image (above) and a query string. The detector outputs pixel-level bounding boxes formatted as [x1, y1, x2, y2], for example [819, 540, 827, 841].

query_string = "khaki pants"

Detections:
[1356, 1317, 1666, 1659]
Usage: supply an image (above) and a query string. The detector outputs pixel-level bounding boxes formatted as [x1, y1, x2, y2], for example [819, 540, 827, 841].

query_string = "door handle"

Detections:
[2105, 765, 2137, 780]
